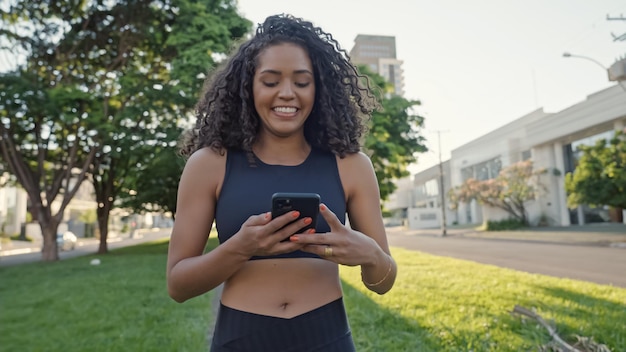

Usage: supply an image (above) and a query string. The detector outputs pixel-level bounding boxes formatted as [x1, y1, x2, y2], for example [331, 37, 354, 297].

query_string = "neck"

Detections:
[253, 134, 311, 165]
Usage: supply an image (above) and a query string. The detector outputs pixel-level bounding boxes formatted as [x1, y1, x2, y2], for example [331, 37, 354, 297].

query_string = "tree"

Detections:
[448, 160, 547, 225]
[0, 34, 100, 260]
[565, 131, 626, 216]
[0, 0, 251, 259]
[358, 65, 427, 201]
[57, 0, 250, 254]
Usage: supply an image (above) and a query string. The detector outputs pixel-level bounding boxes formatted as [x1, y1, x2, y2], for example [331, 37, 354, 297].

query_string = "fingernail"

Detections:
[265, 212, 271, 219]
[303, 218, 312, 225]
[292, 211, 300, 218]
[320, 204, 327, 211]
[308, 229, 316, 234]
[290, 235, 299, 242]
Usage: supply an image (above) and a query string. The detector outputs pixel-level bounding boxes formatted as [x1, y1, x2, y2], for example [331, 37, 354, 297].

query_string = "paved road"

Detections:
[387, 232, 626, 288]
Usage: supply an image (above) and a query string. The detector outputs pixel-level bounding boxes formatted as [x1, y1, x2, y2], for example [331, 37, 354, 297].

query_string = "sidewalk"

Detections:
[386, 223, 626, 248]
[0, 228, 161, 257]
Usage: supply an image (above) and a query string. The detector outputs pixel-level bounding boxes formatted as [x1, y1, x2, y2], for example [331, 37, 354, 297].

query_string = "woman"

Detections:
[167, 14, 397, 351]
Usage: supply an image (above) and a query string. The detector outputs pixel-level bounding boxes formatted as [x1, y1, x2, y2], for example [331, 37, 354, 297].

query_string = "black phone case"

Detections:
[271, 192, 320, 234]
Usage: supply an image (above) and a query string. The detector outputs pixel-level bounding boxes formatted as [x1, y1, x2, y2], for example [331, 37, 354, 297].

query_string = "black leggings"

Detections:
[210, 297, 356, 352]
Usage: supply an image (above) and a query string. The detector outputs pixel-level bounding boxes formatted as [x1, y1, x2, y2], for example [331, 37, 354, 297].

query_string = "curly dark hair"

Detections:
[179, 13, 379, 159]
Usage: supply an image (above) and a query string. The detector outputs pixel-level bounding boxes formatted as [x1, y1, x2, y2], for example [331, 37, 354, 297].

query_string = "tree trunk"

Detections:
[32, 202, 62, 261]
[97, 210, 110, 254]
[39, 218, 60, 261]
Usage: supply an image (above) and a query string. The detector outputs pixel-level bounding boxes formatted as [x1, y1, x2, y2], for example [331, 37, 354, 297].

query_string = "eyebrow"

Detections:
[259, 69, 314, 75]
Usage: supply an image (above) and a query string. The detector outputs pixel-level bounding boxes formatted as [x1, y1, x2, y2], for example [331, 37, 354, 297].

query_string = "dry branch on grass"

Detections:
[511, 305, 612, 352]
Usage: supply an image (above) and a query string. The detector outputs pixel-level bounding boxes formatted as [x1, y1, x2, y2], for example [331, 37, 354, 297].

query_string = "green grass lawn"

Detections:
[1, 238, 624, 351]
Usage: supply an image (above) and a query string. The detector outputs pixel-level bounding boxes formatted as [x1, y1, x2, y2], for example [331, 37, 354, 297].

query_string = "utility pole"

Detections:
[434, 130, 449, 237]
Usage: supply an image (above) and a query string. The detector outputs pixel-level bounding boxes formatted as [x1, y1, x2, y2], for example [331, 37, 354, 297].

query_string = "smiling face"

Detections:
[253, 42, 315, 139]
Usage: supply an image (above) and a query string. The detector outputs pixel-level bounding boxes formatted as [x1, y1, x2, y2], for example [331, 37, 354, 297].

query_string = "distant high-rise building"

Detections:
[349, 34, 405, 97]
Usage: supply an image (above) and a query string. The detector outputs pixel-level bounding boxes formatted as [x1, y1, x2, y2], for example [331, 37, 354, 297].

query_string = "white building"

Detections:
[388, 84, 626, 229]
[0, 174, 28, 236]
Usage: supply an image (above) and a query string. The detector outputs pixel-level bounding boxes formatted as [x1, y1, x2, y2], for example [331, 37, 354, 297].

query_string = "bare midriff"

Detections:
[220, 258, 342, 318]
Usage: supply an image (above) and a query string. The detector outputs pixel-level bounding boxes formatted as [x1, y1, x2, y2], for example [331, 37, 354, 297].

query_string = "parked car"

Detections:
[57, 231, 77, 251]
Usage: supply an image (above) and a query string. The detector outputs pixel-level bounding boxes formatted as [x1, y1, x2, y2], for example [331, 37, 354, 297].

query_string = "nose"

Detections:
[278, 82, 295, 100]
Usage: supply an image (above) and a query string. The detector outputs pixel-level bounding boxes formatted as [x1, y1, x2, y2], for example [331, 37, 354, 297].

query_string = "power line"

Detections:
[607, 13, 626, 41]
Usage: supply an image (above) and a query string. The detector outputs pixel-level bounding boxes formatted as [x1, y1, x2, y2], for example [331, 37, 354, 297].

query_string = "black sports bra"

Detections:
[214, 149, 346, 260]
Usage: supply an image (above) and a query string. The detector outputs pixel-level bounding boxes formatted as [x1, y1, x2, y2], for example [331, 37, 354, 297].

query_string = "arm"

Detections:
[340, 152, 397, 294]
[166, 148, 246, 302]
[291, 152, 397, 294]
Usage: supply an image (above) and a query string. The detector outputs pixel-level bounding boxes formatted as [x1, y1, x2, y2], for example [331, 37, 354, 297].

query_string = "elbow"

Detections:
[167, 281, 184, 303]
[168, 288, 186, 303]
[168, 283, 190, 303]
[371, 283, 394, 295]
[167, 270, 190, 303]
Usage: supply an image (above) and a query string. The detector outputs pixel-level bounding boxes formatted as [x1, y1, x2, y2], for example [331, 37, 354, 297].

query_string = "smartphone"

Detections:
[271, 192, 320, 235]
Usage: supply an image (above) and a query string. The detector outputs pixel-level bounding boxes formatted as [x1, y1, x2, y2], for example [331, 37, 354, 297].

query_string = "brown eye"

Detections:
[263, 82, 278, 87]
[295, 82, 310, 88]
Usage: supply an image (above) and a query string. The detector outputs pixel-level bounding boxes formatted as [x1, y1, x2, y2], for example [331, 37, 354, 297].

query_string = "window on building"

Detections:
[462, 157, 502, 181]
[564, 130, 613, 173]
[424, 179, 439, 197]
[461, 167, 474, 181]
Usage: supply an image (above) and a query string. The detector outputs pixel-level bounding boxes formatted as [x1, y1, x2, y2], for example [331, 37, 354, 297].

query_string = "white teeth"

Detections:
[273, 107, 297, 113]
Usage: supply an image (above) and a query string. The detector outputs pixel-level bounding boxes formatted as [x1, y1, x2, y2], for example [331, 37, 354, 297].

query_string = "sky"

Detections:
[236, 0, 626, 173]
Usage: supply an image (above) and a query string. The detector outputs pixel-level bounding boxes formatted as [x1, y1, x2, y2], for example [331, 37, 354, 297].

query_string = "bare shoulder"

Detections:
[180, 147, 227, 195]
[186, 147, 226, 168]
[336, 151, 373, 171]
[184, 147, 226, 175]
[336, 151, 378, 199]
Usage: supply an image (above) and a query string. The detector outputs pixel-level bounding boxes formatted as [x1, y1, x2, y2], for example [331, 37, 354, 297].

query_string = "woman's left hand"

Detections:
[289, 203, 383, 266]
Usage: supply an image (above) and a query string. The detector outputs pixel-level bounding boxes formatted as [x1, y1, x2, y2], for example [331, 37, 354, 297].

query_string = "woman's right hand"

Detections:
[233, 211, 314, 257]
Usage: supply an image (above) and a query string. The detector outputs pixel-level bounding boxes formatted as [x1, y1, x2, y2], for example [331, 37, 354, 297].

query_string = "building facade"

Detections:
[349, 34, 405, 97]
[387, 84, 626, 229]
[384, 161, 457, 229]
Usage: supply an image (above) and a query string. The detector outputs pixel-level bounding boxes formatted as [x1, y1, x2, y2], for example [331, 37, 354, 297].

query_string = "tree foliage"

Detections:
[565, 131, 626, 209]
[0, 0, 250, 260]
[448, 160, 547, 225]
[117, 133, 185, 218]
[358, 65, 427, 201]
[112, 42, 430, 215]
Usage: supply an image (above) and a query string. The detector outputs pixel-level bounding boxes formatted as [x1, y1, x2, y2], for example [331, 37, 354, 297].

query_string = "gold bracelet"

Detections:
[361, 255, 393, 288]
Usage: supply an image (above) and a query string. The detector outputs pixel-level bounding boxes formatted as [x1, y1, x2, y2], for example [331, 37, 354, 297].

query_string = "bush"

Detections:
[484, 219, 526, 231]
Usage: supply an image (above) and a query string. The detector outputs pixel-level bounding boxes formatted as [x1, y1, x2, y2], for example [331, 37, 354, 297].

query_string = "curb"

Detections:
[386, 227, 626, 248]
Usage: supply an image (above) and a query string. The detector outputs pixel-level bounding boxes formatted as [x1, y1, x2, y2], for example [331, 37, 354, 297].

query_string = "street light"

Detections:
[563, 52, 626, 91]
[563, 52, 611, 78]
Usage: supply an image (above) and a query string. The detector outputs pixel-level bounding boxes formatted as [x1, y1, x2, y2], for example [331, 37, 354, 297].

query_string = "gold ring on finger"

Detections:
[324, 246, 333, 257]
